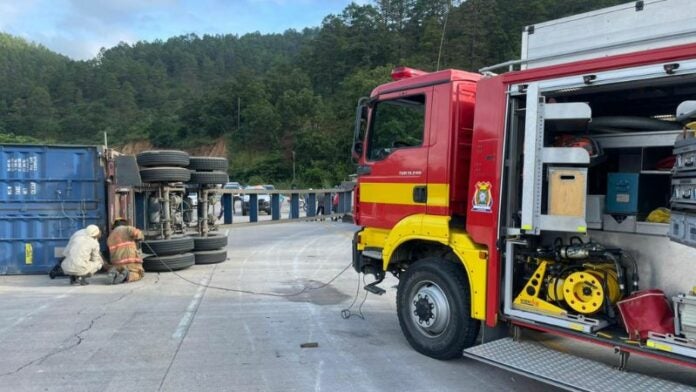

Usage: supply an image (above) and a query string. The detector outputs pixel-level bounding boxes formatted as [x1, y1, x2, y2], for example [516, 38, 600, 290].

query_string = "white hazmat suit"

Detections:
[61, 226, 103, 276]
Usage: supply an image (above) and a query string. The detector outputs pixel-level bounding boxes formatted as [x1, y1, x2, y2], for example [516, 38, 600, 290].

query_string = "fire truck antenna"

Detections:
[436, 0, 451, 71]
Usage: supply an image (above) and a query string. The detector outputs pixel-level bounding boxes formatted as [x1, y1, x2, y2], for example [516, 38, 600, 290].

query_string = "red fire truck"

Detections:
[351, 1, 696, 389]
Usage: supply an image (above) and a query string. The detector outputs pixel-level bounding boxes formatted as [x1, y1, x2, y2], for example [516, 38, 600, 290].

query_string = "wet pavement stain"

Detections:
[274, 279, 351, 305]
[331, 329, 372, 339]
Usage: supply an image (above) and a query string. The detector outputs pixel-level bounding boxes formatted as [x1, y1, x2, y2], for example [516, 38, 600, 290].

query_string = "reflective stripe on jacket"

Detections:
[107, 226, 144, 265]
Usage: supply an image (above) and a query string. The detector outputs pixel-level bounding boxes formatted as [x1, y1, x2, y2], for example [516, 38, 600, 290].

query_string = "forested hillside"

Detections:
[0, 0, 625, 186]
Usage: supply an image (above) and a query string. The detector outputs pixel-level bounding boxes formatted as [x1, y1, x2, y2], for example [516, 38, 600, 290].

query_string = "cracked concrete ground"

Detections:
[0, 222, 557, 391]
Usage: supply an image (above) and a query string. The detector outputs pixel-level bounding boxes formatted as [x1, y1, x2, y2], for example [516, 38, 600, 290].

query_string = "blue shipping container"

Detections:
[0, 145, 106, 274]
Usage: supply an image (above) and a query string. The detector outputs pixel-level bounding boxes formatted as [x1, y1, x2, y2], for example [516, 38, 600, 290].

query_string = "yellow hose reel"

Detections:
[548, 264, 622, 314]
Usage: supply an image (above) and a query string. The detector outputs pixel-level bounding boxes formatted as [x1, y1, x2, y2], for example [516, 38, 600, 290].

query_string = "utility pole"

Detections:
[237, 97, 241, 132]
[292, 150, 296, 186]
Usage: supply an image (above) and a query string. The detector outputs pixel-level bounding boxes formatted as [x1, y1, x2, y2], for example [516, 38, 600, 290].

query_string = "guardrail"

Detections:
[204, 187, 354, 226]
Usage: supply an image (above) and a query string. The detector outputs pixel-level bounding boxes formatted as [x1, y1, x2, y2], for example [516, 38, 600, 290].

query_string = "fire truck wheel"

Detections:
[396, 257, 479, 360]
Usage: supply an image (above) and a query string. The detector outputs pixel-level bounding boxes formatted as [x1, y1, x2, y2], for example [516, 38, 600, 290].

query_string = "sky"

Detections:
[0, 0, 365, 60]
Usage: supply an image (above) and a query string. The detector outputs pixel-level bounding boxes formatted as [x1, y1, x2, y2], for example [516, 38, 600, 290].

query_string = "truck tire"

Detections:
[136, 150, 190, 167]
[188, 157, 228, 171]
[143, 252, 195, 272]
[396, 257, 479, 360]
[189, 233, 228, 251]
[189, 171, 228, 185]
[193, 249, 227, 265]
[140, 167, 191, 183]
[142, 237, 194, 256]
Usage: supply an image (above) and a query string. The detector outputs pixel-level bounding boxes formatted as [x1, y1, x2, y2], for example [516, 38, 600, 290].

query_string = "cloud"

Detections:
[0, 0, 357, 59]
[66, 0, 179, 25]
[0, 3, 17, 29]
[36, 29, 138, 60]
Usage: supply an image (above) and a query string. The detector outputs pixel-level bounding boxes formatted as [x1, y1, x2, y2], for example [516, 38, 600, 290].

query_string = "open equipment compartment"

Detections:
[500, 59, 696, 361]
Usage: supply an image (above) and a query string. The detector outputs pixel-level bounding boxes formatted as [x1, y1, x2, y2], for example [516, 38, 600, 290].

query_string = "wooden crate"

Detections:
[548, 167, 587, 217]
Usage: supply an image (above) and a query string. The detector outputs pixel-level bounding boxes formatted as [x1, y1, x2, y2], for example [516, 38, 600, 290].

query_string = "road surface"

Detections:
[0, 222, 557, 391]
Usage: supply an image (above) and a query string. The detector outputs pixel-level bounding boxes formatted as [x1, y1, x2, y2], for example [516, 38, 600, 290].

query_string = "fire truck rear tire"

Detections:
[396, 257, 479, 360]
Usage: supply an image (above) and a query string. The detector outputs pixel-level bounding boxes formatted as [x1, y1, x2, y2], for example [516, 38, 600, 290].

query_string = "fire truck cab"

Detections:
[351, 1, 696, 389]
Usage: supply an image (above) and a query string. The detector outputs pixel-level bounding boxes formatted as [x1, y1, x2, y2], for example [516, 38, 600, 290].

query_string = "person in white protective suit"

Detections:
[61, 225, 104, 285]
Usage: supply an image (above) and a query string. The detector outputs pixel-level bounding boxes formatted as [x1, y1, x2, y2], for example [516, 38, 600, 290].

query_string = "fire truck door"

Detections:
[358, 87, 433, 229]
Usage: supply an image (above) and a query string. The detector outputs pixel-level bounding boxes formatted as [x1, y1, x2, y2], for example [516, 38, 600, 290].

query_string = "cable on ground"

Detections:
[340, 273, 369, 320]
[142, 242, 356, 299]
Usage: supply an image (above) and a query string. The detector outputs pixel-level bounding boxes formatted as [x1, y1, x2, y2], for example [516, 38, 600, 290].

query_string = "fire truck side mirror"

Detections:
[352, 141, 363, 162]
[352, 97, 370, 163]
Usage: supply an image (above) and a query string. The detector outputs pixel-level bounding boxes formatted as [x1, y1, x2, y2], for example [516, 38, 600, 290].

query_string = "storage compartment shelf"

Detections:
[636, 221, 669, 236]
[640, 170, 672, 175]
[601, 215, 669, 236]
[593, 130, 681, 149]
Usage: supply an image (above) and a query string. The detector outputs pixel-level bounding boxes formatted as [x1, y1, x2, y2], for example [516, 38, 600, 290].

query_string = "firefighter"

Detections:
[61, 225, 104, 285]
[106, 218, 145, 284]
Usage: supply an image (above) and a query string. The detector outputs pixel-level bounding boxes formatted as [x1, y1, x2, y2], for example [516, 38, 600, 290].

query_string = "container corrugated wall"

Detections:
[0, 145, 106, 274]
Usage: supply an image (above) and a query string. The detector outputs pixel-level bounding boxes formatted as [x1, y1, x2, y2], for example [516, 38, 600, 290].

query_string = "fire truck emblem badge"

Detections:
[472, 181, 493, 212]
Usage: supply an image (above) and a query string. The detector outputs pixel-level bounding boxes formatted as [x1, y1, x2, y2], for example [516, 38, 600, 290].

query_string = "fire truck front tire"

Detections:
[396, 257, 479, 360]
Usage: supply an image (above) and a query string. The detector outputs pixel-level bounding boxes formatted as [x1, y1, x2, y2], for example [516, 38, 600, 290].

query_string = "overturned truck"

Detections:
[0, 146, 228, 274]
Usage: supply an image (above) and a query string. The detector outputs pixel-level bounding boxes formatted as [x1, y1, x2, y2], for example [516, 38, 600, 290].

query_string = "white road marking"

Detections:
[243, 322, 256, 353]
[305, 303, 379, 392]
[0, 292, 71, 337]
[172, 274, 211, 340]
[314, 359, 324, 392]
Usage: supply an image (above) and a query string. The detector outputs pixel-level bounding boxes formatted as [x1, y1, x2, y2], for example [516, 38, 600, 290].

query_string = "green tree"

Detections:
[0, 0, 629, 185]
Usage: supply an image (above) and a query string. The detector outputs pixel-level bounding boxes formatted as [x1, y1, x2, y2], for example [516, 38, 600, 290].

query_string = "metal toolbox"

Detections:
[606, 173, 639, 214]
[669, 211, 687, 241]
[670, 213, 696, 247]
[674, 294, 696, 341]
[674, 138, 696, 174]
[608, 173, 671, 214]
[672, 177, 696, 209]
[685, 215, 696, 246]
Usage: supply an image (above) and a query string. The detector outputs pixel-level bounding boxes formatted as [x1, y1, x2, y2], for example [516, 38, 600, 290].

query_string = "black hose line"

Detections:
[141, 242, 354, 298]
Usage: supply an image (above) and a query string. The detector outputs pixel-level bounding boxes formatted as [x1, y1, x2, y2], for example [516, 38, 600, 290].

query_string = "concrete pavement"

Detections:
[0, 222, 553, 391]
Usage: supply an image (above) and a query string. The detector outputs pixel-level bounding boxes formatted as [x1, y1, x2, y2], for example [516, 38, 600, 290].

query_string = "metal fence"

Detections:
[204, 187, 354, 226]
